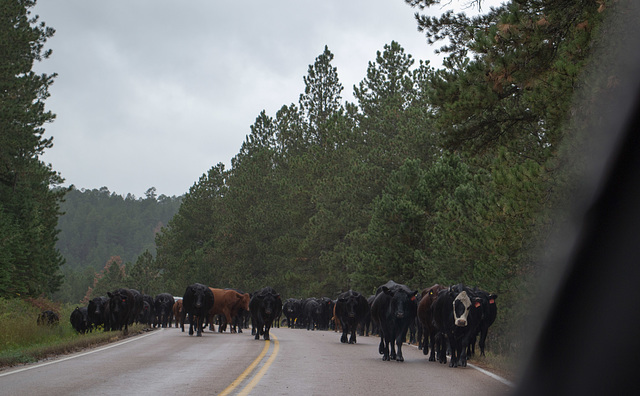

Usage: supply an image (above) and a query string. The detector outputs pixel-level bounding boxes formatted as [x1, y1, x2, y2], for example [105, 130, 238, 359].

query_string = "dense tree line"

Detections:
[0, 0, 65, 299]
[149, 0, 622, 354]
[53, 187, 181, 303]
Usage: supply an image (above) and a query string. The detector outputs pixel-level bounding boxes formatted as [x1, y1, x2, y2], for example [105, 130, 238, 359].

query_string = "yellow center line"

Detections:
[237, 333, 279, 396]
[218, 338, 270, 396]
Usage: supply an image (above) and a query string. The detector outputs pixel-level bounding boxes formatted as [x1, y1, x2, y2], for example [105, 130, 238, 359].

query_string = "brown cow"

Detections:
[417, 284, 446, 361]
[207, 288, 251, 333]
[173, 299, 183, 328]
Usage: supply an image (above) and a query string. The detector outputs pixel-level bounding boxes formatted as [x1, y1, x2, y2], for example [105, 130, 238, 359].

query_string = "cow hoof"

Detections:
[397, 356, 404, 362]
[382, 355, 390, 361]
[197, 333, 202, 337]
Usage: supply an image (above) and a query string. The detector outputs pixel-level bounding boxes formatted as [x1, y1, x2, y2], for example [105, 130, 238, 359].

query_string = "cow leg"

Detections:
[479, 326, 488, 356]
[422, 329, 429, 355]
[449, 335, 460, 367]
[264, 324, 271, 340]
[378, 336, 390, 361]
[197, 317, 203, 337]
[395, 337, 404, 362]
[349, 326, 357, 344]
[435, 333, 447, 364]
[428, 330, 438, 361]
[341, 327, 348, 343]
[389, 332, 397, 361]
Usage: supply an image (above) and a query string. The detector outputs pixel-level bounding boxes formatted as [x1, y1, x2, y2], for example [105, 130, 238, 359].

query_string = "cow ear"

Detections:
[473, 297, 482, 308]
[107, 292, 113, 298]
[382, 286, 393, 296]
[276, 294, 281, 299]
[490, 294, 498, 300]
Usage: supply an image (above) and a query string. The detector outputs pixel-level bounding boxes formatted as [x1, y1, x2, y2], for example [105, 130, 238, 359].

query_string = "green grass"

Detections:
[0, 298, 145, 368]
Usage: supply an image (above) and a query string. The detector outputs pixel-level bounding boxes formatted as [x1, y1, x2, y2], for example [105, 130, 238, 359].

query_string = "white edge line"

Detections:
[407, 343, 515, 387]
[467, 363, 516, 387]
[0, 329, 162, 378]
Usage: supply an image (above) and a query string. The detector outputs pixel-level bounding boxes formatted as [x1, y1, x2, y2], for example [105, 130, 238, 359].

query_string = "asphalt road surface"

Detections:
[0, 326, 514, 395]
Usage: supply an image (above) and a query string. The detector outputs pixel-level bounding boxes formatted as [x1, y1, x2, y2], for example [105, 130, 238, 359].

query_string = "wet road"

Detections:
[0, 326, 514, 395]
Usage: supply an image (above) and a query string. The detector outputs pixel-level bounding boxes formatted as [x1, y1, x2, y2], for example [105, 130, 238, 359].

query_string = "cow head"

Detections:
[241, 293, 251, 311]
[453, 290, 482, 327]
[108, 291, 128, 314]
[339, 291, 362, 318]
[259, 293, 280, 315]
[382, 287, 418, 319]
[192, 287, 205, 308]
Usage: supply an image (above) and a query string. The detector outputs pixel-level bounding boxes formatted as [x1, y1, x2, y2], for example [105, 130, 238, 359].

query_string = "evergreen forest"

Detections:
[2, 0, 634, 357]
[53, 187, 181, 303]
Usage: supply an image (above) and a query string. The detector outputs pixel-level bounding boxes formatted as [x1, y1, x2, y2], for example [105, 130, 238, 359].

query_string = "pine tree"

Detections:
[0, 0, 65, 298]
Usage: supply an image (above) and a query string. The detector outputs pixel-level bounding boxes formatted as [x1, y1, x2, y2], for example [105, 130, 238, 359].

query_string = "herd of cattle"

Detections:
[56, 280, 497, 368]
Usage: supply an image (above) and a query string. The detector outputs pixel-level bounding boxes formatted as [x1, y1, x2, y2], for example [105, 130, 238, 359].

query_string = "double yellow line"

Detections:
[219, 333, 280, 396]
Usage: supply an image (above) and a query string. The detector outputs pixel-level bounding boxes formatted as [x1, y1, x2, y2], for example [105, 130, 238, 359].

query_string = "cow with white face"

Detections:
[453, 290, 475, 327]
[433, 284, 483, 367]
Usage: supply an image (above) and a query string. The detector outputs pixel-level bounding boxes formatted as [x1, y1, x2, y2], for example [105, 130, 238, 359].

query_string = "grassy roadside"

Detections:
[0, 297, 148, 369]
[467, 352, 518, 383]
[0, 325, 148, 369]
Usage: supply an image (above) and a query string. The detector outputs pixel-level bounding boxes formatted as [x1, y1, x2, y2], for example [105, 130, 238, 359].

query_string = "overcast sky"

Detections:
[32, 0, 495, 198]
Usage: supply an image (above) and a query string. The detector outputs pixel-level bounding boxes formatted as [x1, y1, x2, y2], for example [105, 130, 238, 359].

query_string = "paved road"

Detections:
[0, 327, 513, 395]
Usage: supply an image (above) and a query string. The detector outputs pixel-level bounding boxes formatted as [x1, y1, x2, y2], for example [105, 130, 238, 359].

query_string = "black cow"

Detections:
[282, 298, 302, 328]
[249, 287, 282, 341]
[371, 280, 418, 362]
[128, 288, 144, 325]
[317, 297, 335, 330]
[87, 296, 108, 331]
[181, 283, 214, 336]
[37, 310, 59, 326]
[417, 284, 447, 361]
[432, 284, 483, 367]
[469, 288, 498, 357]
[70, 306, 89, 334]
[107, 288, 135, 333]
[154, 293, 175, 328]
[140, 294, 155, 327]
[302, 297, 321, 331]
[335, 290, 370, 344]
[366, 294, 377, 336]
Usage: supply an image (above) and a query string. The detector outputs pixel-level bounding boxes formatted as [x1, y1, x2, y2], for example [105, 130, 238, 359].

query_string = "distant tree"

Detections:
[83, 256, 126, 302]
[125, 250, 160, 295]
[0, 0, 66, 298]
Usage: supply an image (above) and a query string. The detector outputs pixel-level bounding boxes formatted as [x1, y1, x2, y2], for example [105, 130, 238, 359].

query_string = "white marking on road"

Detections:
[407, 343, 515, 387]
[467, 363, 516, 387]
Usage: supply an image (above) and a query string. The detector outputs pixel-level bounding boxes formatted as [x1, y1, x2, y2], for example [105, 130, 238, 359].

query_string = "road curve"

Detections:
[0, 327, 513, 395]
